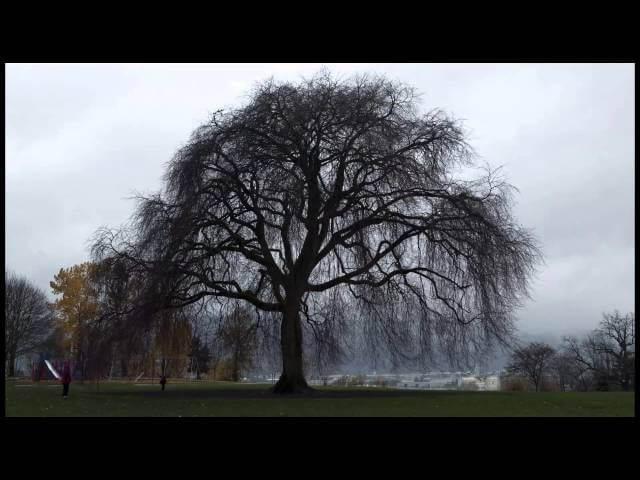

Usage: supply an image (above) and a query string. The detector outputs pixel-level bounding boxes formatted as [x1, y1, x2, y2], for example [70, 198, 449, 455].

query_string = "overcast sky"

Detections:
[5, 63, 635, 339]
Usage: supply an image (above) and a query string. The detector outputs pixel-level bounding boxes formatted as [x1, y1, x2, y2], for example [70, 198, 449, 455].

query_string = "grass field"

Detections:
[5, 380, 635, 417]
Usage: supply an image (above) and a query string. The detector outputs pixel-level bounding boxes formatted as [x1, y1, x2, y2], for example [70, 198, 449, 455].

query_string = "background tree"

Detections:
[92, 71, 541, 393]
[89, 256, 135, 378]
[549, 351, 580, 392]
[49, 262, 100, 380]
[206, 334, 225, 380]
[84, 318, 113, 391]
[152, 308, 192, 378]
[252, 317, 282, 382]
[180, 300, 214, 380]
[219, 305, 258, 381]
[65, 256, 154, 381]
[506, 342, 556, 392]
[187, 335, 210, 379]
[5, 271, 56, 376]
[39, 324, 69, 360]
[595, 311, 634, 391]
[562, 334, 604, 391]
[562, 311, 635, 391]
[303, 289, 351, 382]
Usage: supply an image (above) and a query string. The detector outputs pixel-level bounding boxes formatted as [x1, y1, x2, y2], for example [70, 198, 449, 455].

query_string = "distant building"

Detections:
[301, 371, 502, 391]
[459, 375, 500, 391]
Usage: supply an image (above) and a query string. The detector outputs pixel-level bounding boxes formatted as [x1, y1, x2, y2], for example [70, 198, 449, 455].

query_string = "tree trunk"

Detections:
[621, 377, 630, 392]
[620, 353, 630, 391]
[272, 302, 312, 394]
[8, 351, 16, 377]
[121, 358, 128, 379]
[232, 349, 239, 382]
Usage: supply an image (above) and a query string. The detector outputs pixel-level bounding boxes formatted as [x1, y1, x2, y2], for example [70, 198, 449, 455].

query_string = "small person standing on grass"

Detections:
[61, 361, 71, 398]
[160, 375, 167, 391]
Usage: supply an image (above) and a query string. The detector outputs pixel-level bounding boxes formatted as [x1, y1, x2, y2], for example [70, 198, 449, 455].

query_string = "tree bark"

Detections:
[272, 302, 312, 394]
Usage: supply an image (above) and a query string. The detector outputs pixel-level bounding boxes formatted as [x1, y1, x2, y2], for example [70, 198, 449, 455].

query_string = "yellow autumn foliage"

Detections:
[49, 262, 100, 354]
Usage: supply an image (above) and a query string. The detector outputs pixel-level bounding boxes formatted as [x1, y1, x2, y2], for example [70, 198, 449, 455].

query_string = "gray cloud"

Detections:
[5, 63, 634, 337]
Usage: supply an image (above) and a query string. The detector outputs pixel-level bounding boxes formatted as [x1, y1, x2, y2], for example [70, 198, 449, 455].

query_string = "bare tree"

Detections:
[549, 351, 581, 392]
[563, 311, 635, 391]
[506, 342, 556, 392]
[5, 271, 56, 376]
[562, 335, 603, 391]
[596, 311, 634, 391]
[92, 71, 541, 393]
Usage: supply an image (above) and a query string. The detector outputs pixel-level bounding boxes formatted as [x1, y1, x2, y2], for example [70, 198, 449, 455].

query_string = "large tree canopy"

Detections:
[92, 72, 541, 393]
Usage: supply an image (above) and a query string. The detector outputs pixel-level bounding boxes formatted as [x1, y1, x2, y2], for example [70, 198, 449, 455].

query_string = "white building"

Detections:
[459, 375, 500, 391]
[307, 371, 502, 391]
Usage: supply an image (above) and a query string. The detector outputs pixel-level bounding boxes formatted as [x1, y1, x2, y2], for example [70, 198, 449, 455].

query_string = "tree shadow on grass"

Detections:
[99, 385, 486, 400]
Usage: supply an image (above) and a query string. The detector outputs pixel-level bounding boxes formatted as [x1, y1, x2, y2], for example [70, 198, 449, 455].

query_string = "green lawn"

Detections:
[5, 380, 635, 417]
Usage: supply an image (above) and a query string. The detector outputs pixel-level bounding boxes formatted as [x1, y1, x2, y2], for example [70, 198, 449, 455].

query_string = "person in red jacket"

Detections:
[61, 361, 71, 398]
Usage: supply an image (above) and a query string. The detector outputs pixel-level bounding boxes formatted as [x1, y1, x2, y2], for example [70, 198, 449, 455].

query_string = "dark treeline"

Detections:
[7, 259, 508, 382]
[6, 263, 635, 393]
[504, 311, 635, 392]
